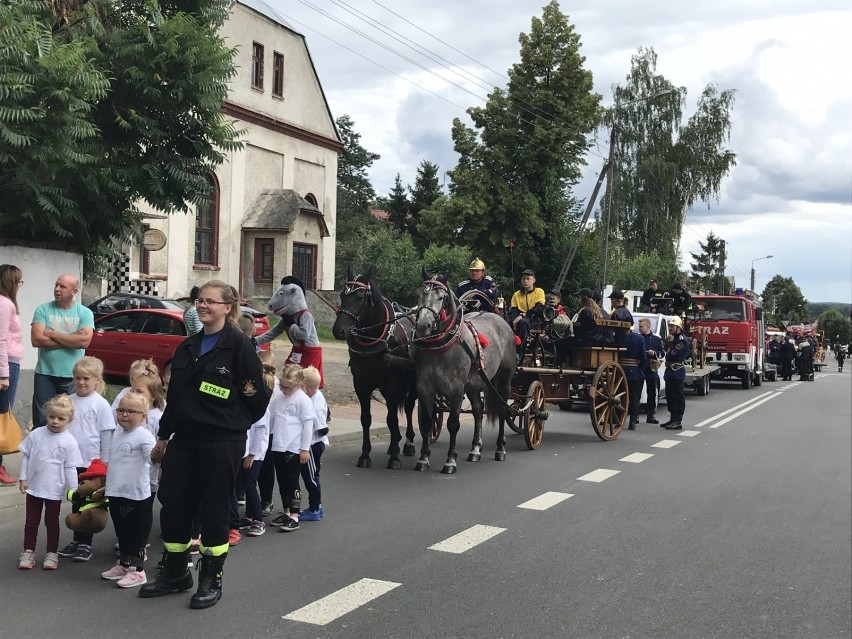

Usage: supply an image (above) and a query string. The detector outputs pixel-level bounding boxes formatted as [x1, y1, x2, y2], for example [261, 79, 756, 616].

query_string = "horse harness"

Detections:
[340, 279, 405, 358]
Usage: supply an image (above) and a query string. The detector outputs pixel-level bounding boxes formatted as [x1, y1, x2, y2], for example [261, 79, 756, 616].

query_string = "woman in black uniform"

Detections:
[139, 280, 270, 609]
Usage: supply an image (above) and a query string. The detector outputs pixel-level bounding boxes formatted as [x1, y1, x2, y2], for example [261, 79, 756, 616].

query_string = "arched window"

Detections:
[305, 193, 318, 208]
[195, 174, 219, 265]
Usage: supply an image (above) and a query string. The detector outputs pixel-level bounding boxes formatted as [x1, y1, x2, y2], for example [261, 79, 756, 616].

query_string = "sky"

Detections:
[265, 0, 852, 303]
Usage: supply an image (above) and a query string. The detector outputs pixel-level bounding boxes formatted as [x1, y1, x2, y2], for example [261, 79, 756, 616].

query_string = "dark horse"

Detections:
[412, 271, 517, 474]
[332, 269, 417, 469]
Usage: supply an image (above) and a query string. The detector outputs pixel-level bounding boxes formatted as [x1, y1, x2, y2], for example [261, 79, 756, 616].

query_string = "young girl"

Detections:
[100, 393, 155, 588]
[111, 359, 160, 412]
[268, 364, 314, 532]
[299, 366, 328, 521]
[59, 356, 114, 562]
[130, 368, 166, 544]
[238, 313, 259, 351]
[18, 395, 83, 570]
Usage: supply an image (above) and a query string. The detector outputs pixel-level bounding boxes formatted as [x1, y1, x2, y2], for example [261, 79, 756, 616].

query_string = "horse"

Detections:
[411, 270, 517, 474]
[331, 269, 417, 469]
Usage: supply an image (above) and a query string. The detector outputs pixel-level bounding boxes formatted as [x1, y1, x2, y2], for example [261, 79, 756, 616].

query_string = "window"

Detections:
[292, 243, 317, 290]
[194, 174, 219, 266]
[252, 42, 264, 90]
[272, 52, 284, 97]
[140, 224, 151, 274]
[254, 238, 274, 282]
[304, 193, 318, 208]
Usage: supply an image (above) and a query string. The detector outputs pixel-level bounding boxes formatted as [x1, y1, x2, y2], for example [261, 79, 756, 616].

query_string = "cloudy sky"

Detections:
[265, 0, 851, 303]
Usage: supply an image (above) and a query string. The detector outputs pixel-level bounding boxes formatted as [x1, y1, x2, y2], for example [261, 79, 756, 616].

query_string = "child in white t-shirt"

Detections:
[268, 364, 314, 532]
[110, 358, 161, 412]
[100, 393, 155, 589]
[18, 395, 83, 570]
[299, 366, 328, 522]
[129, 367, 165, 494]
[59, 356, 114, 562]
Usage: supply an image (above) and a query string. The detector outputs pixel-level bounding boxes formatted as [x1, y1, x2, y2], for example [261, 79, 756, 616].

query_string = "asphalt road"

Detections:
[0, 372, 849, 639]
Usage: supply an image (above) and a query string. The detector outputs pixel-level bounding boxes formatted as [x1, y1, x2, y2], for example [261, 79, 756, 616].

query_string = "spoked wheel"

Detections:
[523, 381, 547, 450]
[507, 389, 525, 434]
[429, 405, 443, 444]
[589, 361, 628, 441]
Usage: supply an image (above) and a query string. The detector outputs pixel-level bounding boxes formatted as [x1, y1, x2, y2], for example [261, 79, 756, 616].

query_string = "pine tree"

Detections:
[386, 173, 410, 234]
[689, 232, 726, 293]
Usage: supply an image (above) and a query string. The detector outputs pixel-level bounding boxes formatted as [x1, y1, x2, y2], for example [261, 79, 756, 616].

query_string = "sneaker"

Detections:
[18, 550, 36, 570]
[73, 544, 93, 562]
[189, 539, 201, 555]
[299, 507, 323, 522]
[260, 502, 274, 517]
[228, 529, 242, 546]
[0, 464, 17, 485]
[116, 568, 147, 588]
[42, 552, 59, 571]
[246, 520, 266, 537]
[58, 541, 78, 558]
[101, 562, 130, 580]
[237, 498, 246, 507]
[269, 513, 289, 527]
[278, 517, 299, 532]
[238, 517, 253, 531]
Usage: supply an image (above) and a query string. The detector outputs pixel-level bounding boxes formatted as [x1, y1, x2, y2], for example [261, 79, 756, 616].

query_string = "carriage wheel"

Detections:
[589, 361, 628, 441]
[429, 405, 443, 444]
[523, 381, 547, 450]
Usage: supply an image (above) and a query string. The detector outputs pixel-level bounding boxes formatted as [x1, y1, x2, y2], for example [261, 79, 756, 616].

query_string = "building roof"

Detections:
[242, 189, 329, 237]
[234, 0, 298, 34]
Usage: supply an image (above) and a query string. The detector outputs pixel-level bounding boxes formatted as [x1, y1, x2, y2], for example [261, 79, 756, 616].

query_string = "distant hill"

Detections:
[807, 302, 851, 318]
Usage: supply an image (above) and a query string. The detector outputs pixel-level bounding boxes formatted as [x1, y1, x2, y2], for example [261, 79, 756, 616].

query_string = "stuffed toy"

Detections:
[257, 276, 324, 387]
[65, 458, 109, 535]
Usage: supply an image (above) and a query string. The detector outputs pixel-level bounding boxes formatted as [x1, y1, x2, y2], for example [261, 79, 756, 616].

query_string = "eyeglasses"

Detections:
[116, 408, 143, 416]
[195, 298, 230, 306]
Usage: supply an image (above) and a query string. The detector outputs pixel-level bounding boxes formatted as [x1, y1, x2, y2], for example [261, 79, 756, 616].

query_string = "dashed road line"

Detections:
[577, 468, 620, 482]
[678, 431, 701, 437]
[283, 578, 401, 625]
[619, 452, 654, 463]
[517, 491, 574, 510]
[651, 439, 681, 449]
[428, 524, 506, 554]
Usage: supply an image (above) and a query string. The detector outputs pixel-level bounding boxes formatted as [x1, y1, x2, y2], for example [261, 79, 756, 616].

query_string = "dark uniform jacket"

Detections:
[670, 289, 693, 314]
[574, 307, 606, 346]
[160, 321, 272, 444]
[610, 306, 633, 345]
[664, 332, 690, 380]
[641, 332, 665, 379]
[641, 287, 665, 311]
[456, 276, 499, 303]
[621, 331, 648, 381]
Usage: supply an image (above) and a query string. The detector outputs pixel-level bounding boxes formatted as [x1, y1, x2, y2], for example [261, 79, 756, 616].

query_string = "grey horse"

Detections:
[412, 270, 517, 474]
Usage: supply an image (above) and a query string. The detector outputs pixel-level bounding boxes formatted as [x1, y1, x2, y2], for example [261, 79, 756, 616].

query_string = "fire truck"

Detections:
[691, 292, 768, 389]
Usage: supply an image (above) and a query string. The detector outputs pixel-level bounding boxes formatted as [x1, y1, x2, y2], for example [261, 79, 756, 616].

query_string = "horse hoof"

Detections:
[356, 457, 372, 469]
[414, 461, 430, 472]
[494, 451, 507, 462]
[467, 453, 481, 463]
[441, 465, 457, 475]
[402, 443, 416, 457]
[387, 459, 401, 470]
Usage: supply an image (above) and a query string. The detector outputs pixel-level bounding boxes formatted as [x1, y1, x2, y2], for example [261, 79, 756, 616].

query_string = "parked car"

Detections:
[85, 309, 187, 378]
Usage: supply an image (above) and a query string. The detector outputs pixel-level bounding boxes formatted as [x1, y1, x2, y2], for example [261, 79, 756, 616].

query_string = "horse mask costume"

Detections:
[258, 276, 324, 387]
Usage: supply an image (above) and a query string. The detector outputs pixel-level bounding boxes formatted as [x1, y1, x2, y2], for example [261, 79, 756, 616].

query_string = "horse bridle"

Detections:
[337, 280, 372, 324]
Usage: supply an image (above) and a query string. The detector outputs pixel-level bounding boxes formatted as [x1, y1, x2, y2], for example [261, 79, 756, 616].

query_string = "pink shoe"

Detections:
[101, 562, 129, 580]
[18, 550, 35, 570]
[116, 568, 147, 588]
[0, 465, 16, 486]
[42, 552, 59, 570]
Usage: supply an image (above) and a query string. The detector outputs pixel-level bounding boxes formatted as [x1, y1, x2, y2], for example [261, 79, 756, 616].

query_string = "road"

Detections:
[0, 372, 849, 639]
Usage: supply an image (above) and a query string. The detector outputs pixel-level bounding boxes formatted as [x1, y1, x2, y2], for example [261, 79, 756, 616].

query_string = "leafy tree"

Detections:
[689, 232, 729, 294]
[385, 173, 410, 234]
[817, 309, 851, 345]
[761, 275, 808, 324]
[418, 0, 601, 286]
[605, 47, 737, 260]
[608, 253, 683, 293]
[0, 0, 240, 255]
[347, 225, 420, 306]
[421, 243, 471, 285]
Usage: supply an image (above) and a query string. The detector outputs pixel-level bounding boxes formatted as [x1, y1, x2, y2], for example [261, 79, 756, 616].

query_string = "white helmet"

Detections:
[669, 316, 683, 329]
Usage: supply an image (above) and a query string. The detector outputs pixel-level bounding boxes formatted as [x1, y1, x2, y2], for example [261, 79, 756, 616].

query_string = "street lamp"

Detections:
[750, 255, 773, 292]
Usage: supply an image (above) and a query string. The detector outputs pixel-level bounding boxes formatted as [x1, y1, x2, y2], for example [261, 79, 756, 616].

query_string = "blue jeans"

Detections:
[1, 361, 20, 466]
[229, 459, 263, 526]
[32, 373, 72, 429]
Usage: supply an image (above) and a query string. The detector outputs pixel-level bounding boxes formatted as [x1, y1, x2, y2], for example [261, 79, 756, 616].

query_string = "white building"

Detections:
[117, 0, 341, 304]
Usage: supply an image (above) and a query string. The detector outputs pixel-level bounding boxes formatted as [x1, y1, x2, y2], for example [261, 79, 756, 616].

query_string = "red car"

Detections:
[86, 309, 187, 378]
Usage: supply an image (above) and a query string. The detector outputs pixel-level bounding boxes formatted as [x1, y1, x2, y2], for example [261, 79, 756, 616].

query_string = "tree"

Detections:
[407, 160, 442, 250]
[609, 253, 683, 293]
[418, 0, 601, 286]
[605, 47, 737, 261]
[0, 0, 240, 255]
[817, 309, 851, 345]
[385, 173, 410, 234]
[346, 225, 420, 306]
[761, 275, 808, 324]
[689, 232, 729, 294]
[421, 243, 471, 285]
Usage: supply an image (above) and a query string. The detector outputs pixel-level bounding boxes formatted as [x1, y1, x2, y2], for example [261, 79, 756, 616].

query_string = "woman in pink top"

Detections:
[0, 264, 24, 485]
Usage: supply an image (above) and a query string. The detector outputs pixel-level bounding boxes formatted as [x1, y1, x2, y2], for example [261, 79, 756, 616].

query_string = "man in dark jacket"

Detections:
[641, 279, 664, 312]
[638, 318, 665, 424]
[608, 290, 633, 346]
[662, 316, 690, 430]
[780, 337, 796, 380]
[622, 326, 648, 430]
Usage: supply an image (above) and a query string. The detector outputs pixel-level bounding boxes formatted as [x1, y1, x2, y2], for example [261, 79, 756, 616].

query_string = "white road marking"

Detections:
[517, 491, 574, 510]
[283, 578, 401, 625]
[678, 430, 701, 437]
[709, 392, 780, 428]
[577, 468, 620, 482]
[428, 524, 507, 554]
[651, 439, 681, 449]
[619, 452, 654, 463]
[693, 391, 774, 428]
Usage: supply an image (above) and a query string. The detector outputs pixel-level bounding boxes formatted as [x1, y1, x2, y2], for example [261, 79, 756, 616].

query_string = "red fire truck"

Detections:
[691, 293, 768, 389]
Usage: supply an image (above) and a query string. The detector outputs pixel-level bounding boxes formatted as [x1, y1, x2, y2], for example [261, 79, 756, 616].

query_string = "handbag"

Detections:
[0, 408, 23, 455]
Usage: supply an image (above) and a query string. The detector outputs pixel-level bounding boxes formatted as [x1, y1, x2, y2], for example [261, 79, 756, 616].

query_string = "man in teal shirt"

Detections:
[30, 274, 94, 428]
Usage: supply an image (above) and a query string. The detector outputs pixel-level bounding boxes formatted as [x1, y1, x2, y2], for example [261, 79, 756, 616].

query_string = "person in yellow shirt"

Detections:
[508, 269, 546, 356]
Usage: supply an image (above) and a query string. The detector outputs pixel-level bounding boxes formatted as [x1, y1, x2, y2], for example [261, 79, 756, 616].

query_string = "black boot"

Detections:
[660, 416, 674, 427]
[646, 412, 659, 424]
[139, 551, 193, 598]
[627, 417, 637, 430]
[190, 554, 226, 609]
[665, 416, 683, 430]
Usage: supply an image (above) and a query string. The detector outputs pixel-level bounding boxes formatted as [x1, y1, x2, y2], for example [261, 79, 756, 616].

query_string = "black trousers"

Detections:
[110, 495, 154, 569]
[158, 439, 244, 553]
[627, 378, 643, 420]
[258, 435, 275, 505]
[644, 376, 660, 414]
[272, 451, 302, 513]
[665, 376, 685, 420]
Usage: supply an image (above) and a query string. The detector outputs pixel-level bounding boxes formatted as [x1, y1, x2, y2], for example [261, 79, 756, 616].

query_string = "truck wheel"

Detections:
[695, 377, 707, 396]
[741, 371, 752, 390]
[766, 371, 776, 382]
[753, 371, 762, 387]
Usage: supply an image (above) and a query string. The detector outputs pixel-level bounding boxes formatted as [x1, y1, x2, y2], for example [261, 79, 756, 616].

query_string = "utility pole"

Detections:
[718, 240, 726, 294]
[598, 126, 617, 293]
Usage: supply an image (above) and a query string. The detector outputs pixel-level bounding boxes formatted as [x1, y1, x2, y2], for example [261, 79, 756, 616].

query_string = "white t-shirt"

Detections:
[309, 391, 330, 446]
[19, 428, 83, 500]
[245, 410, 270, 461]
[106, 426, 156, 500]
[269, 388, 315, 454]
[68, 392, 115, 465]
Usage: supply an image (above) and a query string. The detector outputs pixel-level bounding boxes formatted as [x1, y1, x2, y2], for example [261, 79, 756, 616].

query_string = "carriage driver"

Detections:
[455, 258, 499, 311]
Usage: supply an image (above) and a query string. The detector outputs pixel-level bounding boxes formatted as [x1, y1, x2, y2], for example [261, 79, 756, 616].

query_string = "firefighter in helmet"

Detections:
[456, 257, 499, 312]
[662, 315, 690, 430]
